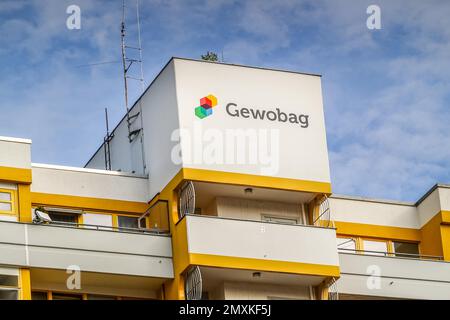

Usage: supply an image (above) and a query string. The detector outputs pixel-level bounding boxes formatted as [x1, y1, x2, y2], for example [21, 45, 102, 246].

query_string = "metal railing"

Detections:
[313, 196, 334, 228]
[34, 220, 169, 235]
[327, 277, 339, 300]
[138, 199, 170, 233]
[338, 248, 444, 261]
[182, 213, 336, 230]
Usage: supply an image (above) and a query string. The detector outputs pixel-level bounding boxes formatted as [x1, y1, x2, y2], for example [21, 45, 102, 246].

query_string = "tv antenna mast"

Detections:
[103, 108, 114, 170]
[121, 0, 145, 140]
[118, 0, 147, 173]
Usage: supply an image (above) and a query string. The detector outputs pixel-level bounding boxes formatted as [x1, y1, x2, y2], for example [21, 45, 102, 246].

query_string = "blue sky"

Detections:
[0, 0, 449, 202]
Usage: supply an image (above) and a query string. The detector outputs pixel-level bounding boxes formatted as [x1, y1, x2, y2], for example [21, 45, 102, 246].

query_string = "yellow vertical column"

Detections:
[163, 187, 189, 300]
[420, 214, 444, 258]
[18, 184, 32, 222]
[18, 184, 32, 300]
[19, 269, 31, 300]
[440, 224, 450, 261]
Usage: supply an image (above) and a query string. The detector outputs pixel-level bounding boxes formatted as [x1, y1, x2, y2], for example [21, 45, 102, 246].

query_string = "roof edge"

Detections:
[330, 193, 416, 206]
[172, 56, 322, 77]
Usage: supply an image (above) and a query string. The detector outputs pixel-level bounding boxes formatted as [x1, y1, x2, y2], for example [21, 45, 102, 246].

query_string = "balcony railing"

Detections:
[38, 220, 168, 235]
[338, 248, 444, 261]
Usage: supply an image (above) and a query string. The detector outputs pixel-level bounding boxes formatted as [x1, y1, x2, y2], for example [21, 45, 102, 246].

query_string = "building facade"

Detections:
[0, 58, 449, 300]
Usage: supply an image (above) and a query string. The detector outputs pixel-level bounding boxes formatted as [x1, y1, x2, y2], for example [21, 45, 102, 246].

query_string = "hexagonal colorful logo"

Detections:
[195, 94, 218, 119]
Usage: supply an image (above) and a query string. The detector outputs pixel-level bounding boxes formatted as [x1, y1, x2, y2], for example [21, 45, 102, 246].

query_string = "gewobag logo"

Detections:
[195, 94, 218, 119]
[194, 94, 309, 128]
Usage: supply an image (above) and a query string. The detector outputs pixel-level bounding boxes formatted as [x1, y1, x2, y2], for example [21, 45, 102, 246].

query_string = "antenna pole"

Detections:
[121, 0, 133, 143]
[119, 0, 147, 174]
[104, 107, 113, 170]
[136, 0, 145, 93]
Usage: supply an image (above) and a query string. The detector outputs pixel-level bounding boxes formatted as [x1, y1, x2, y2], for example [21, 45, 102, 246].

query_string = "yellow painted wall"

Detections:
[440, 224, 450, 261]
[335, 221, 421, 242]
[18, 184, 32, 222]
[19, 269, 31, 300]
[420, 213, 444, 258]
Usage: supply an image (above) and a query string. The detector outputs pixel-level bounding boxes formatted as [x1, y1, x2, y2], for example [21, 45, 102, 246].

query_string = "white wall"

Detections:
[417, 188, 442, 227]
[438, 186, 450, 212]
[31, 164, 149, 202]
[0, 136, 31, 169]
[85, 107, 144, 175]
[140, 60, 182, 198]
[330, 195, 420, 229]
[212, 196, 303, 223]
[222, 282, 311, 300]
[85, 61, 180, 199]
[331, 186, 450, 229]
[174, 59, 331, 183]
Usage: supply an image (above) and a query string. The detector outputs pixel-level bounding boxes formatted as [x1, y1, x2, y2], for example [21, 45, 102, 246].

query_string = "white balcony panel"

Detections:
[0, 221, 173, 279]
[338, 253, 450, 300]
[186, 215, 339, 267]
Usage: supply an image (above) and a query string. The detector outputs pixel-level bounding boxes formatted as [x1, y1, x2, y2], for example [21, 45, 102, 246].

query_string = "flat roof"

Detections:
[0, 136, 32, 144]
[330, 194, 415, 206]
[172, 56, 322, 78]
[333, 182, 450, 207]
[32, 163, 148, 179]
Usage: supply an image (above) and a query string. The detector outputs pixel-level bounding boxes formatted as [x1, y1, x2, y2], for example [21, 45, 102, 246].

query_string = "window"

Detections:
[0, 275, 18, 287]
[0, 271, 18, 300]
[31, 291, 48, 300]
[262, 215, 298, 225]
[393, 241, 419, 258]
[0, 289, 18, 300]
[337, 238, 356, 252]
[0, 189, 15, 214]
[362, 240, 388, 256]
[87, 294, 116, 300]
[139, 218, 147, 229]
[52, 293, 83, 300]
[117, 216, 139, 230]
[47, 211, 79, 224]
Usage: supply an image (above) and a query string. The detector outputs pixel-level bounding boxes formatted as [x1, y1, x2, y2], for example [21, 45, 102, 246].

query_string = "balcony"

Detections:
[338, 251, 450, 300]
[0, 220, 173, 279]
[180, 214, 339, 285]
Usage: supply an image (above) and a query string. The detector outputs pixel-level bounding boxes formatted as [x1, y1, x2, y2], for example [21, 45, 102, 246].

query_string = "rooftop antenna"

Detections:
[136, 0, 145, 93]
[120, 0, 147, 174]
[121, 0, 145, 140]
[104, 108, 114, 170]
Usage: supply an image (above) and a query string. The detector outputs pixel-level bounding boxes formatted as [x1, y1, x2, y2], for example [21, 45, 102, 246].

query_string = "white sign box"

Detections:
[172, 59, 331, 184]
